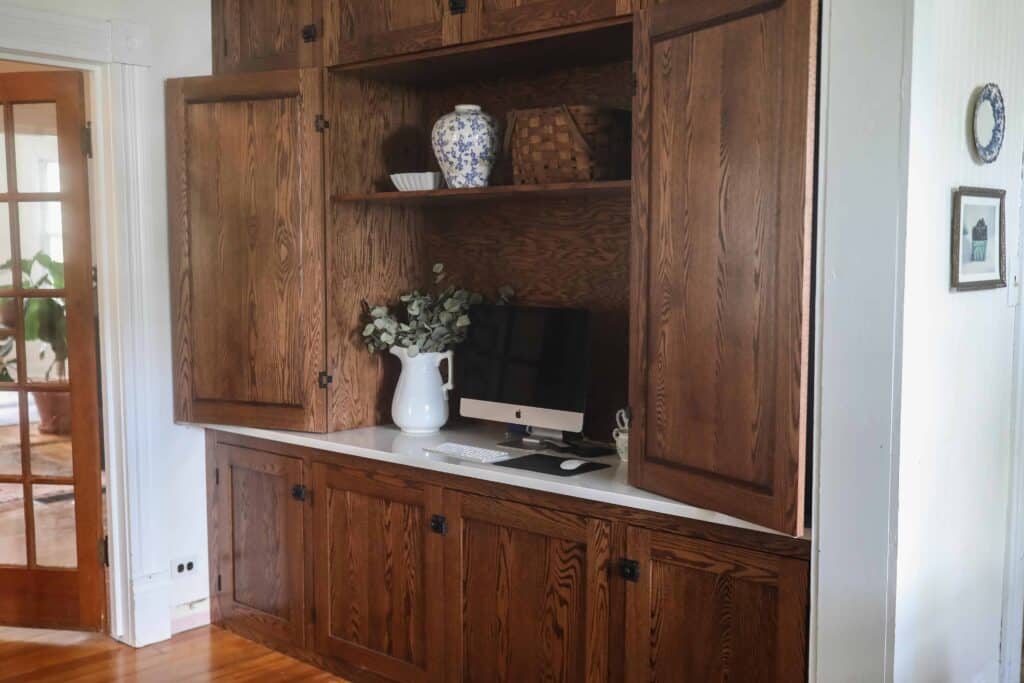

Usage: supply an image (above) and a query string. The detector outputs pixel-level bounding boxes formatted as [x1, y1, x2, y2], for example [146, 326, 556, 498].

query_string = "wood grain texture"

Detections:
[443, 491, 610, 683]
[312, 463, 444, 682]
[624, 527, 808, 682]
[462, 0, 623, 44]
[209, 441, 306, 647]
[628, 0, 817, 535]
[168, 69, 326, 431]
[323, 0, 461, 65]
[333, 179, 630, 205]
[0, 71, 105, 631]
[213, 0, 321, 74]
[0, 625, 345, 682]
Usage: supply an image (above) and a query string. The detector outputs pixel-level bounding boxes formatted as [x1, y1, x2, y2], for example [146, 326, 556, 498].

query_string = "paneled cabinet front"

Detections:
[312, 463, 445, 682]
[323, 0, 462, 65]
[167, 69, 327, 431]
[207, 439, 307, 647]
[461, 0, 628, 45]
[212, 0, 322, 73]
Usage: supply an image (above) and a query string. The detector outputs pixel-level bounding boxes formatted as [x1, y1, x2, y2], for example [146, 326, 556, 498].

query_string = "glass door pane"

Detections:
[13, 102, 60, 193]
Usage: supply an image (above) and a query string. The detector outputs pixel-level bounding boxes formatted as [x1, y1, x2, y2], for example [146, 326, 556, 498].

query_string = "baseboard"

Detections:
[171, 598, 211, 635]
[125, 573, 172, 647]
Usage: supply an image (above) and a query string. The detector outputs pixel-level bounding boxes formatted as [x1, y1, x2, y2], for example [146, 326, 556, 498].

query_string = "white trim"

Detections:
[999, 152, 1024, 683]
[0, 4, 159, 646]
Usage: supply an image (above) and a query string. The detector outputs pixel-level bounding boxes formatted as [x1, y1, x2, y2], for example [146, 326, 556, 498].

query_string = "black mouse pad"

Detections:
[494, 453, 611, 477]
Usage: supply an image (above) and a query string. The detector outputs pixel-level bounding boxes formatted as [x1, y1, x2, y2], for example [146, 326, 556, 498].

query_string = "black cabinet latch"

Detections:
[292, 484, 310, 503]
[301, 23, 318, 43]
[430, 515, 448, 535]
[619, 558, 640, 582]
[318, 371, 333, 388]
[314, 114, 330, 133]
[449, 0, 467, 14]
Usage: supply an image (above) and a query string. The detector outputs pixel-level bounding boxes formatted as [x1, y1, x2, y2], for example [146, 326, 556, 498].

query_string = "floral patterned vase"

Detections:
[431, 104, 498, 189]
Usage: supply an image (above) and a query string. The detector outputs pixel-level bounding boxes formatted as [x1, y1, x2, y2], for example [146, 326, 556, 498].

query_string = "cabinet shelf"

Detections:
[332, 180, 631, 207]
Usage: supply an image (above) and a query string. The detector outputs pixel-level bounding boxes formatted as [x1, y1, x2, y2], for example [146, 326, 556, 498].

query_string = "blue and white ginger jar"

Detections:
[431, 104, 498, 189]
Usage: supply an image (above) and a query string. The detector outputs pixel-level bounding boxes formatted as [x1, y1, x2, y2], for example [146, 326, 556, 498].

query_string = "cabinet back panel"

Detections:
[231, 465, 291, 618]
[187, 97, 306, 407]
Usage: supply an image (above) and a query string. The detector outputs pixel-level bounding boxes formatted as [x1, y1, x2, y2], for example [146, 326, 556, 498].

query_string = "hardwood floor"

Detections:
[0, 625, 346, 681]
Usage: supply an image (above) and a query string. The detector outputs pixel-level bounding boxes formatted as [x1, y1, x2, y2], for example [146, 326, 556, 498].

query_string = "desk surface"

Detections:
[206, 421, 805, 539]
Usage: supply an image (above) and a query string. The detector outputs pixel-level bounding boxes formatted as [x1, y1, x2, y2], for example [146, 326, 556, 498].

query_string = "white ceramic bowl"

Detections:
[390, 172, 444, 192]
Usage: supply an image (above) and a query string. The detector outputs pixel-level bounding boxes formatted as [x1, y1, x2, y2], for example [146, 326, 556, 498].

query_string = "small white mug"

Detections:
[613, 427, 629, 463]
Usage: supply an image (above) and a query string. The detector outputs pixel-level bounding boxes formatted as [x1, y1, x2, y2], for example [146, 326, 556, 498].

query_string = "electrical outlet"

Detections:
[171, 556, 198, 578]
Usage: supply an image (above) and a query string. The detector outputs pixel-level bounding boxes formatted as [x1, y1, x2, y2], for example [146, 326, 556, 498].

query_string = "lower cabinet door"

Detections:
[624, 527, 809, 682]
[312, 463, 444, 682]
[444, 492, 612, 682]
[208, 442, 307, 647]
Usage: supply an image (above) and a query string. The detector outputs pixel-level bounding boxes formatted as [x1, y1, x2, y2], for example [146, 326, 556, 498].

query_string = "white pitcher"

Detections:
[390, 347, 454, 434]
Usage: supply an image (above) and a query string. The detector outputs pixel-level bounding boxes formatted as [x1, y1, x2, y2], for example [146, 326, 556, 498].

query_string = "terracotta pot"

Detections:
[33, 391, 71, 435]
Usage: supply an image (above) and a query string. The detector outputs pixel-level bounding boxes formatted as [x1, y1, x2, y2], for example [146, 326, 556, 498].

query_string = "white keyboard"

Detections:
[427, 442, 511, 463]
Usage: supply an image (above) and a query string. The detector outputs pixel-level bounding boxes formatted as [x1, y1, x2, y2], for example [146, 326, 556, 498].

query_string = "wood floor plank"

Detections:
[0, 625, 347, 682]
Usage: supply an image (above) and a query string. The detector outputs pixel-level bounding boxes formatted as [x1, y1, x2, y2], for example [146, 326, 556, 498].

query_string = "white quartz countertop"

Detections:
[206, 421, 797, 538]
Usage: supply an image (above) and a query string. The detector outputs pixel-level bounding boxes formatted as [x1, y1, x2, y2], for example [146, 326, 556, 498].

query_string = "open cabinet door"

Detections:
[628, 0, 817, 535]
[167, 69, 327, 431]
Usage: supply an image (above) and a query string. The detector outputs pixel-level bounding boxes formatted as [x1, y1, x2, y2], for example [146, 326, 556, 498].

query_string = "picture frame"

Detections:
[951, 186, 1006, 291]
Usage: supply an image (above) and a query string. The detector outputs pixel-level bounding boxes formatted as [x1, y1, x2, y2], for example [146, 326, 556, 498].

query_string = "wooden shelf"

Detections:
[332, 180, 631, 206]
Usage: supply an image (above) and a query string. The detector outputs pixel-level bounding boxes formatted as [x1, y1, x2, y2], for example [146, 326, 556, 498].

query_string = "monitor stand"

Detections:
[499, 426, 572, 452]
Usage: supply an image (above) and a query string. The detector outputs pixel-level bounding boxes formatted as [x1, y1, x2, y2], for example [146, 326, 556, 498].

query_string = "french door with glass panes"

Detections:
[0, 71, 105, 630]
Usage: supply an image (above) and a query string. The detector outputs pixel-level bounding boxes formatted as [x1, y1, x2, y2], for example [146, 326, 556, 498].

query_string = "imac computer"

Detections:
[456, 304, 591, 448]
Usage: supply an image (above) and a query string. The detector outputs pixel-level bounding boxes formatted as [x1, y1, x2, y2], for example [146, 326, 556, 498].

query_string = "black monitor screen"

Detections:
[456, 305, 591, 413]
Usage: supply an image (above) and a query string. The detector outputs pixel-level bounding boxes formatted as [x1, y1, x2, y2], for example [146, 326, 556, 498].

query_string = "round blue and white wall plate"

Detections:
[973, 83, 1006, 164]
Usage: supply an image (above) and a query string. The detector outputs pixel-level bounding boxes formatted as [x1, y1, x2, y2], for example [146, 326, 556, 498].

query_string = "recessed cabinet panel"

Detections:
[313, 463, 444, 682]
[444, 492, 610, 682]
[462, 0, 626, 44]
[628, 0, 817, 534]
[213, 0, 320, 73]
[208, 442, 306, 647]
[324, 0, 461, 65]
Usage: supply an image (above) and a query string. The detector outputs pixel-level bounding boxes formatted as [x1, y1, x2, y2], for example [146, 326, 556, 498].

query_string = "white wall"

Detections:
[4, 0, 212, 631]
[895, 0, 1024, 680]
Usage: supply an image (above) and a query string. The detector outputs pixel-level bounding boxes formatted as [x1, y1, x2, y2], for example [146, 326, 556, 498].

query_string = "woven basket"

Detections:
[504, 105, 630, 185]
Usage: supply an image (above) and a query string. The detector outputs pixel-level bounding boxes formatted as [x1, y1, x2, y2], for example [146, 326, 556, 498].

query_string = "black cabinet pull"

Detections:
[430, 514, 448, 535]
[619, 558, 640, 582]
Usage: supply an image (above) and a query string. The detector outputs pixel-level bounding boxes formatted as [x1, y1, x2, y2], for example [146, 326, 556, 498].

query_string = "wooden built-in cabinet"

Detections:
[460, 0, 631, 45]
[323, 0, 462, 65]
[206, 430, 810, 682]
[212, 0, 322, 73]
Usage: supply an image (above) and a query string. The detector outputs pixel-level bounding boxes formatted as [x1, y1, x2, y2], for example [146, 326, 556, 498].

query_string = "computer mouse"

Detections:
[559, 459, 587, 471]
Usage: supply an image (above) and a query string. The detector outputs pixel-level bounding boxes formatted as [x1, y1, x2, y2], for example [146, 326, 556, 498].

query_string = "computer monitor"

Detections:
[457, 304, 591, 437]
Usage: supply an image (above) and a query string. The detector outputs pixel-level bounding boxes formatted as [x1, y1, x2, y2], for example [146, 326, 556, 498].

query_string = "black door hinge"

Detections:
[301, 23, 318, 43]
[81, 122, 93, 159]
[314, 114, 330, 133]
[619, 558, 640, 582]
[292, 484, 311, 503]
[98, 535, 109, 567]
[311, 607, 317, 624]
[318, 371, 333, 388]
[217, 574, 222, 592]
[429, 514, 448, 535]
[631, 74, 638, 97]
[214, 467, 220, 485]
[449, 0, 467, 13]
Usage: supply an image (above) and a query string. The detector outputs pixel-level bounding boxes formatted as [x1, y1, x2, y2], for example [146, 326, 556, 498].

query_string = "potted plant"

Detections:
[361, 264, 511, 434]
[0, 252, 70, 434]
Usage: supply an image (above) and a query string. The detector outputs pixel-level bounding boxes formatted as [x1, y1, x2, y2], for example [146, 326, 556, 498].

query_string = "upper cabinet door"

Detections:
[323, 0, 461, 65]
[629, 0, 817, 535]
[167, 70, 327, 432]
[213, 0, 322, 73]
[460, 0, 629, 44]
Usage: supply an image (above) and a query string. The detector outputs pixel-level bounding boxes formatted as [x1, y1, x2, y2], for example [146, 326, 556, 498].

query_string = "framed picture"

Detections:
[951, 186, 1006, 291]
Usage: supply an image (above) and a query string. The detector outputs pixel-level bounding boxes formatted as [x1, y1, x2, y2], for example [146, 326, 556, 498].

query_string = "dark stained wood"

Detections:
[628, 0, 817, 535]
[323, 0, 461, 65]
[213, 0, 322, 74]
[0, 71, 106, 632]
[443, 491, 610, 682]
[328, 18, 631, 84]
[462, 0, 628, 45]
[624, 527, 808, 682]
[167, 69, 326, 431]
[333, 179, 630, 205]
[208, 438, 307, 648]
[312, 463, 444, 682]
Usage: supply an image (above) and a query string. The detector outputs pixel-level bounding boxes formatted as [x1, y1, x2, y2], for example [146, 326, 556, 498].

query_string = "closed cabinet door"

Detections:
[208, 440, 307, 647]
[623, 527, 808, 682]
[213, 0, 322, 73]
[628, 0, 818, 534]
[312, 463, 444, 682]
[324, 0, 461, 65]
[167, 70, 326, 431]
[461, 0, 627, 44]
[444, 492, 611, 682]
